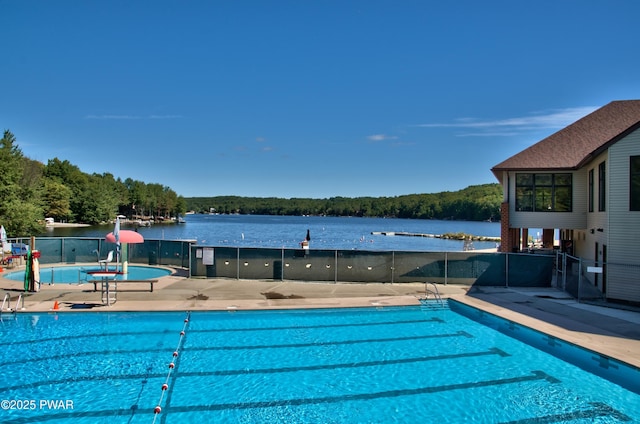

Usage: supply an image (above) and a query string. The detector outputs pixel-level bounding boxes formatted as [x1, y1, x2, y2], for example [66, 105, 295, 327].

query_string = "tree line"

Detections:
[0, 130, 186, 236]
[1, 128, 502, 237]
[185, 183, 502, 221]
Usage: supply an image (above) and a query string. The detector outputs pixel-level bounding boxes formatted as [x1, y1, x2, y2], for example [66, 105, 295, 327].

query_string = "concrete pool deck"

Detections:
[1, 267, 639, 370]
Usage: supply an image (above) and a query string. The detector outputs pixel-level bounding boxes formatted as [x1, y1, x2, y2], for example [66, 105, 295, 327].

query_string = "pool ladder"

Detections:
[99, 279, 118, 306]
[420, 282, 447, 310]
[1, 293, 24, 314]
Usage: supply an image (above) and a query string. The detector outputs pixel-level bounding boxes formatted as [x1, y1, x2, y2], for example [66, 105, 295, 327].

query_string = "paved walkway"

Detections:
[459, 286, 640, 369]
[1, 268, 639, 369]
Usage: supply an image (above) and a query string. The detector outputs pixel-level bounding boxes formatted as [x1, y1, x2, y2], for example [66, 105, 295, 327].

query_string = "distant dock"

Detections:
[371, 231, 500, 242]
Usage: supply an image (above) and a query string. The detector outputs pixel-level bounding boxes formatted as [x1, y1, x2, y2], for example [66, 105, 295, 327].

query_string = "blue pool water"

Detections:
[0, 304, 638, 423]
[3, 265, 171, 284]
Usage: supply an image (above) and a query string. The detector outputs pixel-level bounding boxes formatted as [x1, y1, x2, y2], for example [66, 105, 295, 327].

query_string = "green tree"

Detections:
[44, 158, 90, 222]
[42, 180, 73, 221]
[0, 130, 44, 235]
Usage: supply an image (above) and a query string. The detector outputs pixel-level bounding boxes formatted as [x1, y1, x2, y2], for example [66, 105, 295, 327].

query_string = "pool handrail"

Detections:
[13, 293, 24, 312]
[1, 293, 8, 312]
[0, 292, 23, 313]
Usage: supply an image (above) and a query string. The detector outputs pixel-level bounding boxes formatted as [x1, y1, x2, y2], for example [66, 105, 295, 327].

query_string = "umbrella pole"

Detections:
[122, 243, 128, 274]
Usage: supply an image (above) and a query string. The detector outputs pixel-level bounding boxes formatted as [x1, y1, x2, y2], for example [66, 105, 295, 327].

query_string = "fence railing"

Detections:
[15, 237, 191, 269]
[554, 251, 640, 303]
[10, 237, 556, 287]
[188, 246, 555, 286]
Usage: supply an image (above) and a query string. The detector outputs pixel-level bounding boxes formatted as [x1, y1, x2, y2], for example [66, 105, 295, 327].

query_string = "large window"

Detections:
[598, 161, 606, 212]
[515, 173, 572, 212]
[631, 156, 640, 211]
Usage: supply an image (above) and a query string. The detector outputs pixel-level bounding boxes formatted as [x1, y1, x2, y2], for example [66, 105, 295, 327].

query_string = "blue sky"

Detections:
[3, 1, 640, 199]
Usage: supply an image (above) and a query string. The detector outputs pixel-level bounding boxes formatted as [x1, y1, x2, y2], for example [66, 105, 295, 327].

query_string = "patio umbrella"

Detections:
[105, 230, 144, 244]
[105, 223, 144, 274]
[113, 217, 121, 270]
[0, 225, 7, 262]
[1, 225, 7, 258]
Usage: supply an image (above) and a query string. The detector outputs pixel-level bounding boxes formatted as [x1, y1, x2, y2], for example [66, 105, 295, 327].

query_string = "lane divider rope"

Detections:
[152, 311, 191, 422]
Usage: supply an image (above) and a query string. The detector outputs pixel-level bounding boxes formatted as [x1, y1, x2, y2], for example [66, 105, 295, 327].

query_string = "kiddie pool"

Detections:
[3, 265, 172, 284]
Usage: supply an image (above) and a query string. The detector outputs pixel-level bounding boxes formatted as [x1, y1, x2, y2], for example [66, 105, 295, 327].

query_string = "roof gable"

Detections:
[492, 100, 640, 179]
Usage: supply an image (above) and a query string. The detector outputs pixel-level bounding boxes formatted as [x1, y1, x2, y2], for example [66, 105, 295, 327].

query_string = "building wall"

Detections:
[507, 170, 588, 230]
[494, 124, 640, 304]
[580, 150, 609, 263]
[606, 128, 640, 302]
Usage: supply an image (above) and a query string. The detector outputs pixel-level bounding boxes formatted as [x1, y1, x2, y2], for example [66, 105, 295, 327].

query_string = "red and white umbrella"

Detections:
[105, 230, 144, 244]
[105, 218, 144, 273]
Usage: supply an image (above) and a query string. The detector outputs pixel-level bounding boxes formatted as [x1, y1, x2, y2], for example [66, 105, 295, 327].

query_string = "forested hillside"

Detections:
[186, 183, 502, 221]
[0, 129, 502, 237]
[0, 130, 185, 235]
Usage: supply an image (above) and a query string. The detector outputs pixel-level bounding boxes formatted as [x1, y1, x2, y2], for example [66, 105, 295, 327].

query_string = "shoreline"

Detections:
[47, 223, 91, 228]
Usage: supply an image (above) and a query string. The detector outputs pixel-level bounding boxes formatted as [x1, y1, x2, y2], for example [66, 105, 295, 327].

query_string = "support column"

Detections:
[509, 228, 520, 252]
[499, 202, 513, 253]
[542, 229, 555, 248]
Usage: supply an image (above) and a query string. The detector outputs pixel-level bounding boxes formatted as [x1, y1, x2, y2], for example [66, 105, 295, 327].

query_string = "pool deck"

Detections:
[1, 266, 639, 370]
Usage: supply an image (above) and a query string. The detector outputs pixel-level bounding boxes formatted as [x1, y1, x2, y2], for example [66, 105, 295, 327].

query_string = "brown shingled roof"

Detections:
[491, 100, 640, 180]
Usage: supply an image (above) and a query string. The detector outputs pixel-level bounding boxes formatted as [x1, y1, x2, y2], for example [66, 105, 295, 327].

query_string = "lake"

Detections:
[41, 214, 502, 252]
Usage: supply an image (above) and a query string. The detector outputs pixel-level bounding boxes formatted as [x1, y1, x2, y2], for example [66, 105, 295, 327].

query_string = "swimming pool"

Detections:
[3, 265, 172, 284]
[0, 304, 638, 423]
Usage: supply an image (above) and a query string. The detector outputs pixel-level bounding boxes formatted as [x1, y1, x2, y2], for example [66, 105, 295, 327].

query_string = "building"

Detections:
[491, 100, 640, 304]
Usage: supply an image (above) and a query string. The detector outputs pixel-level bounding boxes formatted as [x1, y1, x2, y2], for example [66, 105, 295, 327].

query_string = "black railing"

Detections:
[11, 237, 555, 287]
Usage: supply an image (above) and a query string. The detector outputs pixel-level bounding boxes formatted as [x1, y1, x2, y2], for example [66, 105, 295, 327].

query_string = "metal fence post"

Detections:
[334, 250, 338, 283]
[236, 248, 240, 280]
[505, 252, 509, 288]
[281, 248, 285, 281]
[577, 256, 582, 303]
[562, 253, 567, 291]
[391, 251, 395, 284]
[444, 252, 448, 285]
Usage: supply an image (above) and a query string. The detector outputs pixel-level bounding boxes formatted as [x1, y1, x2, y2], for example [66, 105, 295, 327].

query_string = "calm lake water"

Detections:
[41, 214, 502, 252]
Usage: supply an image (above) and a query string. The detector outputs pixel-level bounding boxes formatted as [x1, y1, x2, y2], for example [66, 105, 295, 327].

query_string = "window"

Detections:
[588, 169, 594, 212]
[598, 161, 606, 212]
[515, 173, 572, 212]
[631, 156, 640, 211]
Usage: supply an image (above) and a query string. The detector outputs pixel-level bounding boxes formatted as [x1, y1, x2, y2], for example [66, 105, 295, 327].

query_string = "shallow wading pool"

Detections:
[0, 302, 638, 423]
[3, 265, 171, 284]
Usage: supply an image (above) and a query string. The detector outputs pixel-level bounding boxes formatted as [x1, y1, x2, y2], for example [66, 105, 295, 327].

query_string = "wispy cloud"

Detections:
[367, 134, 398, 142]
[84, 114, 182, 120]
[149, 115, 183, 119]
[390, 141, 416, 147]
[414, 106, 598, 136]
[254, 137, 273, 152]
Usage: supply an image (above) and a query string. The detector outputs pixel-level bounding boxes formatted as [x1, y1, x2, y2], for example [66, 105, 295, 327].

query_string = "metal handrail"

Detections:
[1, 293, 9, 312]
[423, 282, 444, 306]
[13, 293, 24, 312]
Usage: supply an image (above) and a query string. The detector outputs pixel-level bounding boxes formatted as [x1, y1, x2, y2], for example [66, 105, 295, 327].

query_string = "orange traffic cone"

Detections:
[52, 301, 59, 310]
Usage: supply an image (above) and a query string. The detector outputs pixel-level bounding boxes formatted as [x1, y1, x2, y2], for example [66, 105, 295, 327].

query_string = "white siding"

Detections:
[581, 151, 608, 262]
[508, 170, 587, 230]
[606, 129, 640, 302]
